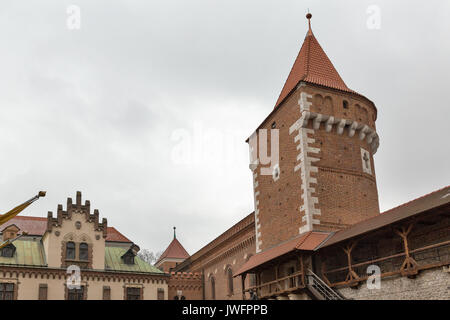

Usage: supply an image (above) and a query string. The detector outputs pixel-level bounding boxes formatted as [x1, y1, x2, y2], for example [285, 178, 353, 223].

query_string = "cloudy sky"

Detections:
[0, 0, 449, 255]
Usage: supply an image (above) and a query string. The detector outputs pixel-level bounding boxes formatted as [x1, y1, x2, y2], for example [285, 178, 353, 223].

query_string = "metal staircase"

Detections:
[305, 270, 346, 300]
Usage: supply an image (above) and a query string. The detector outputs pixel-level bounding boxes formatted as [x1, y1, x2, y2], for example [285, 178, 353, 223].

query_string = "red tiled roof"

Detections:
[0, 216, 131, 243]
[274, 23, 354, 109]
[105, 226, 132, 243]
[234, 231, 330, 276]
[156, 237, 190, 264]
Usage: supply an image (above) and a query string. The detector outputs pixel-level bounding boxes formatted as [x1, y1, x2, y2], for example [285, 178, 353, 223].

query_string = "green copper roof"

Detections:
[105, 246, 163, 274]
[0, 238, 46, 266]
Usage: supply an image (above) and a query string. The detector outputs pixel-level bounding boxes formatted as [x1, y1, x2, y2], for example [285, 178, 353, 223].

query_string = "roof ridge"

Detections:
[304, 34, 312, 78]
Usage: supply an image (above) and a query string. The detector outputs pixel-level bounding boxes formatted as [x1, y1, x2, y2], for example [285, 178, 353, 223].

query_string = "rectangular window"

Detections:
[66, 242, 76, 260]
[103, 286, 111, 300]
[67, 286, 85, 300]
[126, 287, 141, 300]
[0, 283, 15, 300]
[79, 243, 89, 261]
[38, 284, 48, 300]
[157, 288, 164, 300]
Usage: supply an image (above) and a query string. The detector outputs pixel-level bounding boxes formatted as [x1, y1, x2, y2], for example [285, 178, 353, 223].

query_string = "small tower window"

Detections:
[343, 100, 349, 109]
[271, 121, 276, 129]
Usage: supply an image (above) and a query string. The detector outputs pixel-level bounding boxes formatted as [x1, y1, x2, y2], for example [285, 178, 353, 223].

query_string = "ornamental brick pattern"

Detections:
[168, 272, 202, 300]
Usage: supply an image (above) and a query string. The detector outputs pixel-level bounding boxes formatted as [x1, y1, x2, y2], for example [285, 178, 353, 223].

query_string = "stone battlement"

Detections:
[46, 191, 108, 238]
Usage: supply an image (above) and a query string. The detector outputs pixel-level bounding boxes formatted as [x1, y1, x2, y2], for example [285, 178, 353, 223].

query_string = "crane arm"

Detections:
[0, 191, 46, 249]
[0, 191, 46, 226]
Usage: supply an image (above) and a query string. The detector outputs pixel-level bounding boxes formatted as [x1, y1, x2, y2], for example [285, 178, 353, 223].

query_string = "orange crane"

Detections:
[0, 191, 46, 249]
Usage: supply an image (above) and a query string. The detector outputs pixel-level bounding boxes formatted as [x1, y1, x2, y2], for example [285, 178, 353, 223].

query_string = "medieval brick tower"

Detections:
[249, 14, 380, 253]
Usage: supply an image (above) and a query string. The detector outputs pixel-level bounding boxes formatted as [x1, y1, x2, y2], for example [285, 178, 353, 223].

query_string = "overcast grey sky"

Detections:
[0, 0, 449, 255]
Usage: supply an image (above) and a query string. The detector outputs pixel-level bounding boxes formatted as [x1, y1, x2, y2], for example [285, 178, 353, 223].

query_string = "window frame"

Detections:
[79, 242, 89, 261]
[66, 241, 76, 260]
[157, 288, 165, 300]
[210, 276, 216, 300]
[67, 285, 85, 300]
[0, 244, 15, 258]
[126, 287, 141, 300]
[103, 286, 111, 300]
[226, 266, 234, 296]
[0, 283, 15, 300]
[38, 284, 48, 300]
[123, 254, 135, 265]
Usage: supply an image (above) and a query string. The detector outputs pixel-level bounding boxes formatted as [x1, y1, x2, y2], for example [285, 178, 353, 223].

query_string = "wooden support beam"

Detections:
[395, 223, 419, 277]
[342, 241, 360, 287]
[299, 255, 305, 287]
[321, 261, 332, 286]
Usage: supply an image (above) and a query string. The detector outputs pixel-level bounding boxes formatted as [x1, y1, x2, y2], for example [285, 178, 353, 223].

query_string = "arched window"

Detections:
[79, 243, 88, 261]
[226, 267, 234, 296]
[210, 276, 216, 300]
[66, 242, 75, 260]
[343, 100, 349, 109]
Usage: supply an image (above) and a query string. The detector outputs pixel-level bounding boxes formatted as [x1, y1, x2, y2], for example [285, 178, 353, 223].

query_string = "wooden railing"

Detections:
[244, 271, 304, 299]
[323, 239, 450, 287]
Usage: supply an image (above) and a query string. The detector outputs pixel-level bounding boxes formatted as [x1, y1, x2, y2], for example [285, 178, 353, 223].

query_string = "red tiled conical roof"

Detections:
[275, 14, 354, 108]
[156, 237, 190, 264]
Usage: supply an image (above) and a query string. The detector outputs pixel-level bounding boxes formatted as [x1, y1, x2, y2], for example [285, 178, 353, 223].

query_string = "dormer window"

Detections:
[1, 224, 20, 242]
[121, 244, 139, 265]
[66, 242, 76, 260]
[0, 244, 15, 258]
[122, 249, 136, 265]
[123, 254, 135, 265]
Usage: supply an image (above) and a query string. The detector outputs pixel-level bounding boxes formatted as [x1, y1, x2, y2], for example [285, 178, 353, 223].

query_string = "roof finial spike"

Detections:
[173, 226, 176, 239]
[306, 12, 312, 35]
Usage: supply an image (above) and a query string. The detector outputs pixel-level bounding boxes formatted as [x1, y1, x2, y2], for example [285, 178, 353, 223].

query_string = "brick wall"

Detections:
[168, 272, 203, 300]
[176, 214, 256, 300]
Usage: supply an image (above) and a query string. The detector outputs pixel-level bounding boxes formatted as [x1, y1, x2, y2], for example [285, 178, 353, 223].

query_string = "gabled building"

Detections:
[0, 192, 168, 300]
